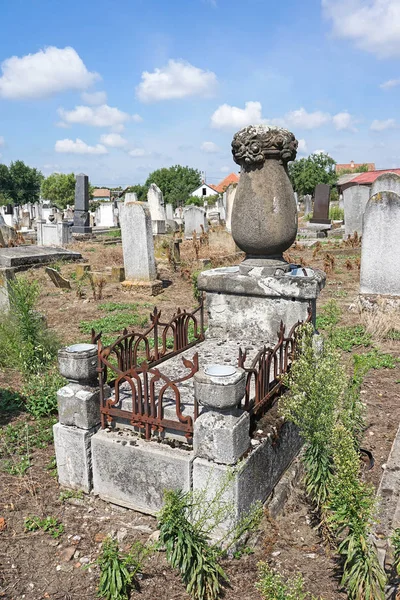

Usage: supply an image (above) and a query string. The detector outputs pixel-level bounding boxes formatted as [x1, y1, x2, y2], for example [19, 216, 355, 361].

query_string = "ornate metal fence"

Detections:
[238, 308, 312, 417]
[94, 302, 204, 440]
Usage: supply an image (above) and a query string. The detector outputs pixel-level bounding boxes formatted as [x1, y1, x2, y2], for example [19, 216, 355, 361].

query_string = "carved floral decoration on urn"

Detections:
[231, 125, 298, 274]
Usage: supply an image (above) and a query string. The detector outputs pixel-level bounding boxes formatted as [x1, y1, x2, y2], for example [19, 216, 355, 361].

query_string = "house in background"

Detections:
[213, 172, 239, 193]
[190, 173, 240, 199]
[336, 160, 375, 174]
[337, 168, 400, 195]
[92, 188, 111, 202]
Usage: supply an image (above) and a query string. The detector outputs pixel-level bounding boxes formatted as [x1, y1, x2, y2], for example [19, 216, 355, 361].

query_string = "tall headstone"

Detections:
[120, 194, 163, 295]
[360, 190, 400, 297]
[303, 194, 312, 216]
[310, 184, 331, 224]
[183, 206, 208, 239]
[147, 184, 166, 234]
[225, 184, 237, 233]
[165, 203, 174, 220]
[72, 174, 92, 234]
[343, 185, 370, 238]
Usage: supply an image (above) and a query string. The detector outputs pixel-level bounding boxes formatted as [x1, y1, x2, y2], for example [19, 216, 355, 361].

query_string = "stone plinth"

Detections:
[360, 190, 400, 297]
[0, 246, 81, 268]
[198, 265, 325, 341]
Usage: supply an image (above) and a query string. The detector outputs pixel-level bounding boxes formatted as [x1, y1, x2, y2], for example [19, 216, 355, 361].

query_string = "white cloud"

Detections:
[81, 90, 107, 105]
[211, 101, 265, 130]
[0, 136, 4, 147]
[332, 111, 357, 132]
[322, 0, 400, 58]
[100, 133, 128, 147]
[297, 139, 307, 154]
[128, 148, 147, 157]
[55, 138, 108, 155]
[285, 107, 331, 130]
[132, 114, 143, 123]
[201, 141, 219, 153]
[380, 78, 400, 90]
[220, 166, 230, 173]
[370, 118, 397, 131]
[313, 149, 327, 155]
[136, 59, 217, 102]
[58, 104, 131, 130]
[0, 46, 99, 100]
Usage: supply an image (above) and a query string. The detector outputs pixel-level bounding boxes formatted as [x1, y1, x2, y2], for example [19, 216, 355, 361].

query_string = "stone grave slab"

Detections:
[45, 267, 72, 289]
[0, 246, 81, 268]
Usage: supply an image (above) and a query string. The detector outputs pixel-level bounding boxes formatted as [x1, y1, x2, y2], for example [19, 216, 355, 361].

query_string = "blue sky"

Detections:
[0, 0, 400, 186]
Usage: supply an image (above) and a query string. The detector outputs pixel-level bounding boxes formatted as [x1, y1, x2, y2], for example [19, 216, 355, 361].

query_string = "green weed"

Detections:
[2, 455, 30, 476]
[316, 299, 341, 329]
[95, 537, 151, 600]
[22, 369, 65, 418]
[255, 562, 320, 600]
[0, 417, 56, 474]
[24, 515, 64, 538]
[0, 389, 24, 415]
[59, 489, 83, 503]
[330, 325, 372, 352]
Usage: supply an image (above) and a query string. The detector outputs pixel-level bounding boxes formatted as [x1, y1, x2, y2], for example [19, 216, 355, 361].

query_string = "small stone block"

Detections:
[111, 266, 125, 282]
[58, 343, 98, 385]
[193, 409, 250, 465]
[75, 264, 91, 279]
[194, 368, 245, 410]
[53, 423, 97, 493]
[92, 430, 194, 514]
[57, 383, 108, 429]
[121, 279, 164, 296]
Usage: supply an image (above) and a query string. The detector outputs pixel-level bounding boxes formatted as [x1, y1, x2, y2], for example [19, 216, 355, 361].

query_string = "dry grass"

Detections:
[358, 298, 400, 340]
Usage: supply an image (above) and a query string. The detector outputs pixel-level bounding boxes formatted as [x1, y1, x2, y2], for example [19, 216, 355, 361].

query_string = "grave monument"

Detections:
[72, 174, 92, 234]
[310, 183, 331, 225]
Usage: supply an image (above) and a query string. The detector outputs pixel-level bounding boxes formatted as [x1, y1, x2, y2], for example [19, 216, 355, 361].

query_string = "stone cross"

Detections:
[72, 174, 92, 234]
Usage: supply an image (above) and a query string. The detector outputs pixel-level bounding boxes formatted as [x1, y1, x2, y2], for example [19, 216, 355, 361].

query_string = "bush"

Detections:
[329, 205, 344, 220]
[255, 562, 319, 600]
[22, 369, 65, 418]
[0, 276, 59, 375]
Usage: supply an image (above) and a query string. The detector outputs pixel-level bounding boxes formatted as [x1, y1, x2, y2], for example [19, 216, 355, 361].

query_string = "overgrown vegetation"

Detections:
[0, 416, 56, 474]
[79, 311, 148, 334]
[95, 537, 152, 600]
[281, 325, 387, 599]
[255, 562, 321, 600]
[158, 474, 262, 600]
[328, 205, 344, 220]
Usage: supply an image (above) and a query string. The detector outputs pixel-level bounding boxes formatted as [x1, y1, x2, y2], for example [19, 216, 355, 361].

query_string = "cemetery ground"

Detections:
[0, 233, 399, 600]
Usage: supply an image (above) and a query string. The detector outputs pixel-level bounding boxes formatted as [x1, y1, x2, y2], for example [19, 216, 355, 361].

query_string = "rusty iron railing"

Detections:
[238, 308, 312, 417]
[98, 354, 199, 440]
[94, 301, 204, 440]
[92, 300, 205, 375]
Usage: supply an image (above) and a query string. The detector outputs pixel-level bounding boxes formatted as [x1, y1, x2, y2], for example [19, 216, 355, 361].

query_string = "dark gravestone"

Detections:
[310, 184, 331, 224]
[72, 174, 92, 234]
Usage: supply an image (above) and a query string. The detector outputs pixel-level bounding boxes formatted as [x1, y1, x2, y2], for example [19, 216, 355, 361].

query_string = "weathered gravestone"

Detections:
[360, 190, 400, 297]
[310, 184, 331, 224]
[225, 184, 237, 233]
[343, 185, 370, 238]
[165, 203, 174, 220]
[147, 184, 166, 234]
[371, 172, 400, 197]
[96, 203, 115, 228]
[183, 206, 208, 239]
[45, 267, 72, 289]
[303, 194, 312, 216]
[72, 174, 92, 234]
[120, 194, 163, 295]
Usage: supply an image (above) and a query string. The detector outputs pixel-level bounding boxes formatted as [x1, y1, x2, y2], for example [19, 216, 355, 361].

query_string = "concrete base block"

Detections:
[121, 279, 163, 296]
[193, 420, 302, 536]
[53, 423, 97, 493]
[92, 429, 194, 514]
[193, 409, 250, 465]
[57, 384, 109, 429]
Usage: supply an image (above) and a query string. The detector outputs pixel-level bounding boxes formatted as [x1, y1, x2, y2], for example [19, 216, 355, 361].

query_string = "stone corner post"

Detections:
[54, 343, 109, 493]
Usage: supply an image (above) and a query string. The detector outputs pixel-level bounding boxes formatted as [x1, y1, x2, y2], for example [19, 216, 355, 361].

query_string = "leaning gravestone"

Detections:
[119, 194, 163, 295]
[360, 190, 400, 296]
[183, 206, 208, 239]
[45, 267, 72, 289]
[72, 174, 92, 234]
[310, 184, 331, 224]
[343, 185, 370, 238]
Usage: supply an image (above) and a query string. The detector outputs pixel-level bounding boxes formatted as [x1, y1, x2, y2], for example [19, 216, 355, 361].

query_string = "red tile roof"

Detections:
[351, 168, 400, 185]
[214, 172, 239, 193]
[92, 188, 111, 198]
[336, 162, 375, 173]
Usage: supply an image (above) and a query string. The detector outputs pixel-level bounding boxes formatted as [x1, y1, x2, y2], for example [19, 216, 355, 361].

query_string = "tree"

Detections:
[145, 165, 201, 208]
[0, 164, 11, 205]
[41, 173, 76, 209]
[288, 153, 337, 196]
[7, 161, 43, 205]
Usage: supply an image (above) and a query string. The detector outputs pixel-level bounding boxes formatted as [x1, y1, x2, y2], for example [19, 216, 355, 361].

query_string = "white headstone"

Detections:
[360, 190, 400, 296]
[371, 172, 400, 197]
[343, 185, 370, 238]
[183, 206, 208, 239]
[37, 221, 71, 247]
[96, 203, 115, 228]
[165, 203, 174, 220]
[225, 184, 237, 233]
[147, 183, 166, 221]
[303, 194, 312, 216]
[120, 195, 157, 281]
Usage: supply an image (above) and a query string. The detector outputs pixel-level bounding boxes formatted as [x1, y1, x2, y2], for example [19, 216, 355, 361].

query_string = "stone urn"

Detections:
[231, 125, 298, 274]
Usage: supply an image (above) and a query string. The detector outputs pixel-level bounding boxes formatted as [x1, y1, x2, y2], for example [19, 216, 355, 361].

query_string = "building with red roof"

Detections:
[213, 172, 239, 193]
